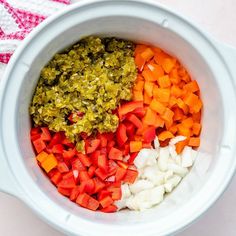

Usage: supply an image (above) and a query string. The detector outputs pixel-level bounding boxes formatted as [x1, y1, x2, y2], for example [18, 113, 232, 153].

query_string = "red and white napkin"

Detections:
[0, 0, 71, 76]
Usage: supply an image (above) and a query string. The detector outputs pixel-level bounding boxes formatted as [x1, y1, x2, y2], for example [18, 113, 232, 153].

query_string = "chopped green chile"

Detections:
[30, 36, 137, 149]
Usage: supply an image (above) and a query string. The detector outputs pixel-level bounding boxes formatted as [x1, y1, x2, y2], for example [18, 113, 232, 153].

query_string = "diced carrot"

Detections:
[155, 115, 165, 128]
[133, 90, 143, 101]
[147, 63, 165, 78]
[150, 99, 166, 114]
[144, 92, 152, 105]
[183, 92, 199, 107]
[158, 131, 174, 141]
[171, 85, 182, 98]
[161, 108, 174, 123]
[177, 124, 191, 137]
[142, 68, 157, 82]
[173, 107, 184, 121]
[141, 48, 154, 62]
[164, 119, 174, 130]
[192, 111, 201, 122]
[36, 151, 48, 163]
[144, 81, 154, 97]
[175, 139, 188, 154]
[130, 141, 143, 153]
[134, 44, 148, 56]
[150, 46, 162, 54]
[192, 123, 202, 136]
[158, 75, 171, 88]
[143, 108, 158, 126]
[41, 154, 58, 173]
[176, 98, 189, 114]
[168, 96, 177, 108]
[190, 98, 203, 113]
[100, 195, 114, 208]
[182, 117, 194, 128]
[154, 51, 169, 66]
[189, 137, 200, 147]
[135, 54, 146, 71]
[178, 67, 187, 77]
[181, 74, 191, 83]
[133, 80, 144, 91]
[183, 80, 199, 93]
[153, 87, 170, 103]
[169, 124, 178, 134]
[162, 58, 176, 73]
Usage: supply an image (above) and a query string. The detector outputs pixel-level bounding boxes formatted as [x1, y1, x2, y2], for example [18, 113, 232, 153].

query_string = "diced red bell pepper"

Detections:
[87, 196, 99, 211]
[107, 140, 116, 153]
[76, 193, 90, 208]
[57, 162, 69, 173]
[95, 168, 109, 180]
[31, 133, 41, 141]
[98, 154, 108, 173]
[30, 127, 41, 136]
[78, 153, 92, 167]
[93, 177, 106, 193]
[143, 126, 156, 143]
[128, 152, 138, 164]
[63, 148, 76, 160]
[98, 190, 111, 201]
[52, 144, 64, 154]
[117, 161, 129, 169]
[72, 158, 86, 172]
[123, 169, 138, 184]
[99, 195, 114, 208]
[108, 147, 123, 161]
[124, 121, 135, 138]
[90, 150, 100, 167]
[41, 127, 52, 141]
[108, 160, 118, 176]
[100, 205, 117, 213]
[115, 167, 127, 182]
[118, 101, 143, 119]
[123, 143, 130, 156]
[132, 107, 146, 118]
[50, 171, 62, 185]
[116, 123, 128, 147]
[79, 171, 91, 182]
[70, 186, 80, 201]
[58, 187, 72, 196]
[102, 132, 114, 140]
[62, 171, 73, 179]
[97, 133, 108, 148]
[80, 179, 95, 194]
[88, 165, 96, 178]
[48, 132, 64, 148]
[85, 139, 101, 154]
[125, 114, 143, 129]
[110, 187, 122, 200]
[33, 138, 46, 153]
[61, 137, 74, 148]
[58, 175, 76, 189]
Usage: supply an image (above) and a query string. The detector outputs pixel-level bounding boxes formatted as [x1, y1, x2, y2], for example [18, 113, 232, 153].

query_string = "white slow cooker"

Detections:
[0, 0, 236, 235]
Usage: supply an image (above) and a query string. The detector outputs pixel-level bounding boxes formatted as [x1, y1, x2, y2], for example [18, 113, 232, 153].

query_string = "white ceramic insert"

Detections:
[0, 0, 236, 235]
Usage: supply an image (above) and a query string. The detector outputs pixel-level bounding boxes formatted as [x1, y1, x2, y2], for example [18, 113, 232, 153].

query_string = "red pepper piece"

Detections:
[123, 169, 138, 184]
[123, 143, 130, 156]
[115, 167, 127, 182]
[79, 171, 91, 182]
[70, 186, 80, 201]
[108, 160, 118, 176]
[85, 139, 101, 154]
[108, 147, 123, 161]
[116, 161, 129, 169]
[100, 205, 117, 213]
[90, 150, 100, 167]
[95, 168, 109, 180]
[87, 196, 99, 211]
[118, 101, 143, 119]
[93, 177, 106, 193]
[143, 126, 156, 143]
[72, 158, 86, 172]
[50, 171, 62, 185]
[58, 175, 76, 189]
[116, 123, 128, 147]
[88, 165, 96, 178]
[61, 137, 74, 148]
[58, 187, 72, 197]
[52, 144, 64, 154]
[41, 127, 52, 141]
[57, 162, 69, 173]
[63, 148, 76, 160]
[97, 133, 108, 148]
[110, 187, 122, 200]
[124, 121, 135, 138]
[98, 154, 108, 173]
[76, 193, 90, 208]
[33, 138, 46, 153]
[128, 152, 138, 165]
[48, 132, 64, 148]
[125, 114, 143, 129]
[99, 195, 114, 208]
[98, 190, 111, 201]
[30, 127, 41, 136]
[77, 153, 92, 167]
[132, 107, 146, 118]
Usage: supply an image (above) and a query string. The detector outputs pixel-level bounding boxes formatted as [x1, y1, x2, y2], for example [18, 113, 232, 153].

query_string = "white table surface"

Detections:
[1, 0, 236, 235]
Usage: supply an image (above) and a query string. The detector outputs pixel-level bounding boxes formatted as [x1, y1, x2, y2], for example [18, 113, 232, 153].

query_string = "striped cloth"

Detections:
[0, 0, 71, 64]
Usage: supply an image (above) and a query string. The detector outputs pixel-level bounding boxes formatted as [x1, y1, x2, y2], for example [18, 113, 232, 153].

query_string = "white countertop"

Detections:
[0, 0, 236, 235]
